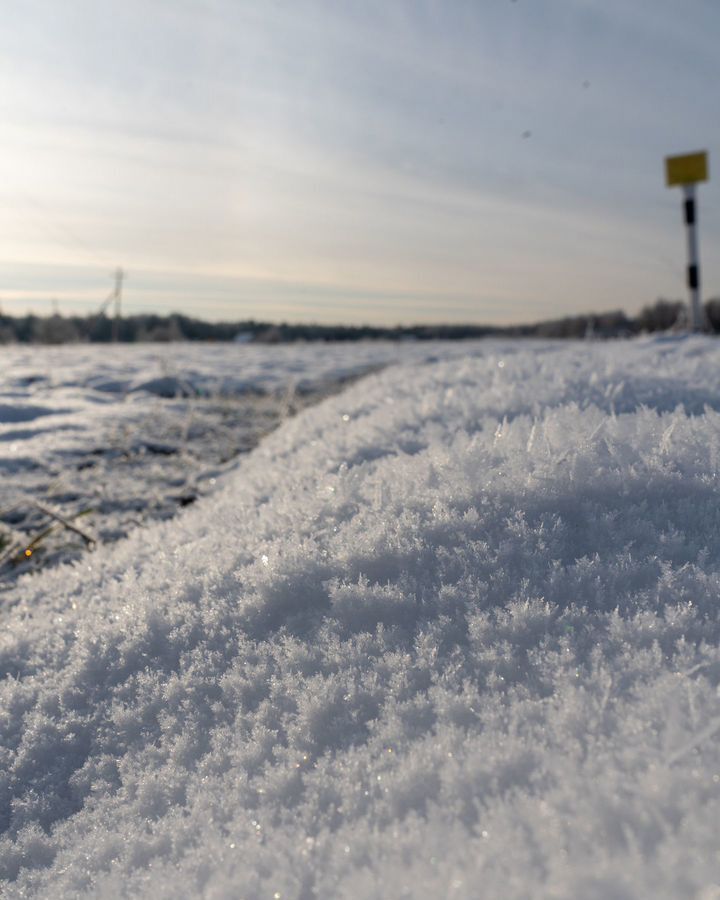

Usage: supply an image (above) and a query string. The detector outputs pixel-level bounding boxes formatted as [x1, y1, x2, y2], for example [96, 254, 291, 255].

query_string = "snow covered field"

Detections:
[2, 337, 720, 898]
[0, 342, 453, 584]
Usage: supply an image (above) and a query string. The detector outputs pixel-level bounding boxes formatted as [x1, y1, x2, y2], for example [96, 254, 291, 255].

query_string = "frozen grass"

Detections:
[2, 337, 720, 898]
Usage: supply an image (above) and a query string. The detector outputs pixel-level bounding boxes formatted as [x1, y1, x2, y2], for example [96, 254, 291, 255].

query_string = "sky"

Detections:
[1, 0, 719, 326]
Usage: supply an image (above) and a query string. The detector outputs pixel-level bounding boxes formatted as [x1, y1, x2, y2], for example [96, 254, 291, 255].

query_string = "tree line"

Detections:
[1, 299, 719, 345]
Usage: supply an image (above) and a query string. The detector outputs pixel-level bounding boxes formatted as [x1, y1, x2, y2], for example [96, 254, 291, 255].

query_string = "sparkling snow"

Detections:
[2, 337, 720, 898]
[0, 341, 458, 583]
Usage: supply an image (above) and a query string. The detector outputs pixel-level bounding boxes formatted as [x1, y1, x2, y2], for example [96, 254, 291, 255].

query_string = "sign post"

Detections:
[665, 151, 709, 332]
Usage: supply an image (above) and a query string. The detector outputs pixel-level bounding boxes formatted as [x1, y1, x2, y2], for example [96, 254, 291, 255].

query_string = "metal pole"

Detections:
[683, 184, 702, 332]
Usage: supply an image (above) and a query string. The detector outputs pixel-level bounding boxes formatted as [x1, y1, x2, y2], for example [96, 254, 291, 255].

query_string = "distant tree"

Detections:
[0, 302, 712, 345]
[0, 317, 15, 344]
[704, 298, 720, 333]
[32, 314, 80, 344]
[636, 299, 685, 333]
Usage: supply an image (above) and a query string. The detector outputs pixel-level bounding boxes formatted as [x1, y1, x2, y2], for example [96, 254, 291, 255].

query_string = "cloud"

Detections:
[1, 0, 718, 323]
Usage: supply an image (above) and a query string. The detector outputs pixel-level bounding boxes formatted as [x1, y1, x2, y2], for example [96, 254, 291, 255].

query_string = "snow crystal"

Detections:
[2, 336, 720, 898]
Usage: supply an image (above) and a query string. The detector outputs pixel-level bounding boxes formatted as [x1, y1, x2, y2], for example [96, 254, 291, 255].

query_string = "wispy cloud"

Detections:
[1, 0, 718, 323]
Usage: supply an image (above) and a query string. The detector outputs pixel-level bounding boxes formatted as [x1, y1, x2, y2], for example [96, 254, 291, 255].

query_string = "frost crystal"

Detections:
[2, 336, 720, 898]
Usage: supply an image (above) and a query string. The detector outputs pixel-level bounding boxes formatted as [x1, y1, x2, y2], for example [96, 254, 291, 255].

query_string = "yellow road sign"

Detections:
[665, 151, 709, 186]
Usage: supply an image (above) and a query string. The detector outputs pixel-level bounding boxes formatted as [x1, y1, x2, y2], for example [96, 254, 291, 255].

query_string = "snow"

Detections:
[2, 336, 720, 898]
[0, 341, 462, 582]
[0, 341, 447, 470]
[0, 340, 452, 484]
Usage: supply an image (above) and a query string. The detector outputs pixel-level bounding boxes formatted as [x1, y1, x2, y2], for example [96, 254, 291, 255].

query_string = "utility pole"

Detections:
[665, 151, 709, 332]
[111, 268, 124, 342]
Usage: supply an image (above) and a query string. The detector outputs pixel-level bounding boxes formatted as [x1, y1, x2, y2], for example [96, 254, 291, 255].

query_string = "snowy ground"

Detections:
[2, 337, 720, 898]
[0, 342, 458, 584]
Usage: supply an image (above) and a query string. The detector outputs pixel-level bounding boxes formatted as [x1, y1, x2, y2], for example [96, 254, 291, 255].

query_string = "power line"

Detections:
[111, 268, 124, 342]
[94, 270, 125, 338]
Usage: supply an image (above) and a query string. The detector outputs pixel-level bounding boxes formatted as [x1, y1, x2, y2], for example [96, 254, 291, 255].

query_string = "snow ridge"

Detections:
[2, 338, 720, 898]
